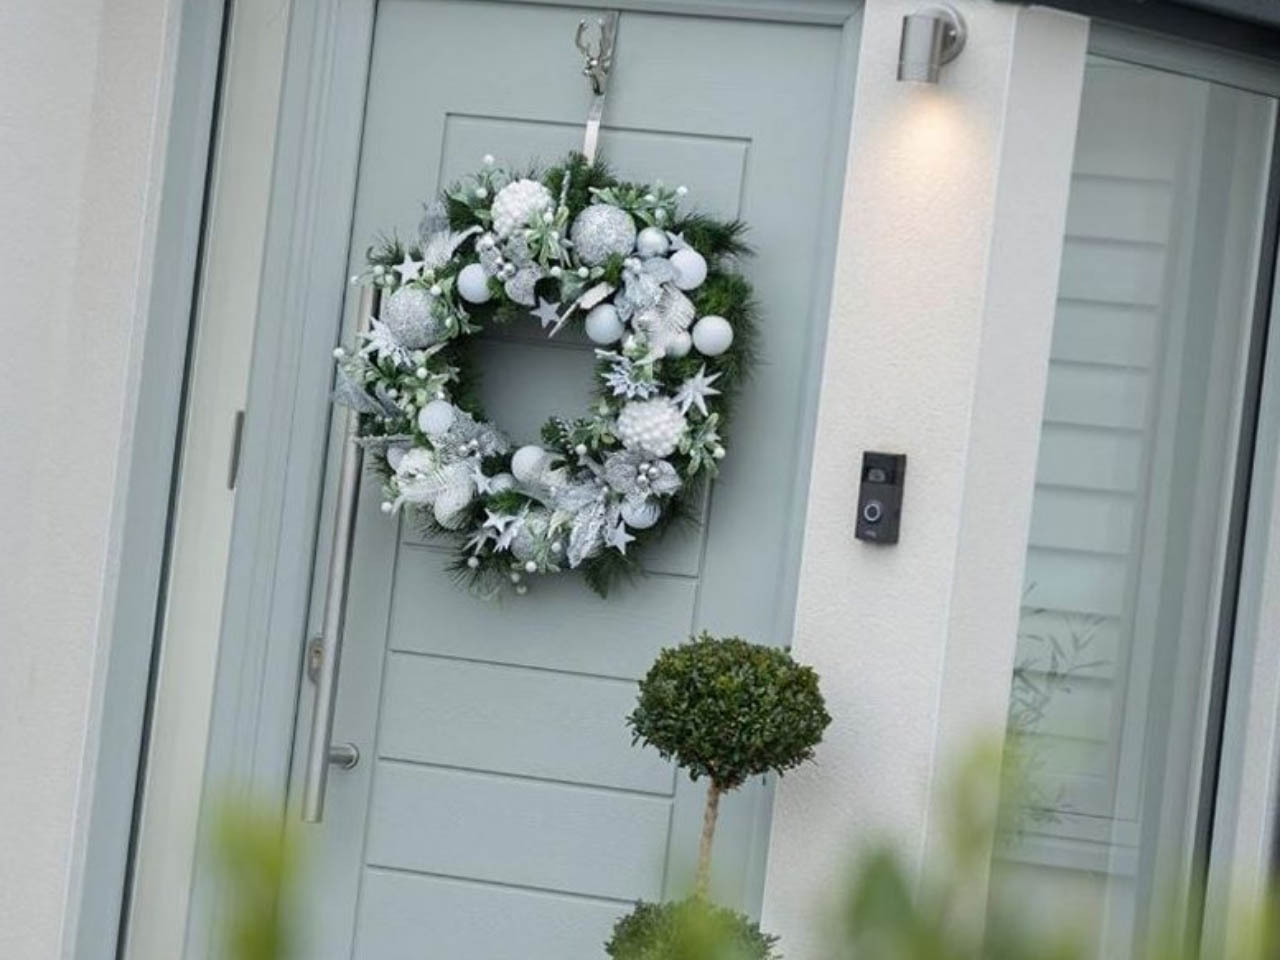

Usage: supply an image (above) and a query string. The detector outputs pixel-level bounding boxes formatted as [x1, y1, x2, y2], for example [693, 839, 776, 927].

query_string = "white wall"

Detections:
[0, 1, 179, 957]
[760, 4, 1088, 956]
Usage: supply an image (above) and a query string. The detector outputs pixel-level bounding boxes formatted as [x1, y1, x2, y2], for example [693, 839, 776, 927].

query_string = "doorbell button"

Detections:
[862, 500, 884, 524]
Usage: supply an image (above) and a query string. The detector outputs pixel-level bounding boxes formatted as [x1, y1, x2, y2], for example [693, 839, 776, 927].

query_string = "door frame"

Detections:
[1062, 20, 1280, 955]
[131, 1, 863, 957]
[63, 2, 229, 960]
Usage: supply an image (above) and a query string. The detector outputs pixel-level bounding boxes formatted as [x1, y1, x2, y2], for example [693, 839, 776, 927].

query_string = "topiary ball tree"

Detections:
[629, 632, 830, 898]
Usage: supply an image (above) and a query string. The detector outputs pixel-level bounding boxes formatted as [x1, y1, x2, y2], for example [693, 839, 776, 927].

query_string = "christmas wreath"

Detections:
[333, 153, 757, 596]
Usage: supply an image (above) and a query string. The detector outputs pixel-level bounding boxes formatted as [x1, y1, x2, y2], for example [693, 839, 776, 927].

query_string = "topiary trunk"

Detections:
[694, 781, 722, 899]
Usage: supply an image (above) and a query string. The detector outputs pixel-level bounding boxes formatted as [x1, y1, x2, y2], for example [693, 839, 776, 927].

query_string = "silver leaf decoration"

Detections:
[602, 449, 681, 500]
[433, 410, 510, 462]
[355, 432, 415, 453]
[551, 480, 602, 514]
[642, 257, 676, 284]
[619, 265, 664, 318]
[633, 285, 694, 355]
[567, 501, 608, 568]
[504, 263, 543, 306]
[418, 201, 481, 272]
[332, 366, 383, 415]
[578, 281, 616, 311]
[478, 237, 504, 277]
[372, 383, 406, 418]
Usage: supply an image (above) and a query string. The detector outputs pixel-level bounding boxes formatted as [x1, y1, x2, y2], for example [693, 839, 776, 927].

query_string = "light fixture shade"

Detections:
[898, 5, 967, 83]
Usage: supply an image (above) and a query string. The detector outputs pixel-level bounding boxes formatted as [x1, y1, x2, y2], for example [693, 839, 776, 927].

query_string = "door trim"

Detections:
[65, 3, 229, 959]
[121, 2, 295, 958]
[1201, 102, 1280, 960]
[142, 1, 861, 955]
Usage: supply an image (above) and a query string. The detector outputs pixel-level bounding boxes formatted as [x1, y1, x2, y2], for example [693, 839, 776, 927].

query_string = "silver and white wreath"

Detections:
[334, 154, 744, 596]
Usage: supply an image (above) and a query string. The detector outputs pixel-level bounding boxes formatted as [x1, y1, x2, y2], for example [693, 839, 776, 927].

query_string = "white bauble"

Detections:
[456, 263, 492, 304]
[490, 178, 553, 238]
[382, 285, 445, 347]
[570, 204, 637, 265]
[432, 462, 475, 529]
[433, 485, 474, 529]
[584, 303, 624, 345]
[386, 445, 410, 471]
[665, 331, 693, 358]
[417, 399, 456, 438]
[635, 226, 670, 259]
[489, 472, 515, 493]
[615, 398, 687, 458]
[511, 445, 551, 484]
[620, 498, 661, 530]
[669, 248, 708, 291]
[692, 315, 734, 356]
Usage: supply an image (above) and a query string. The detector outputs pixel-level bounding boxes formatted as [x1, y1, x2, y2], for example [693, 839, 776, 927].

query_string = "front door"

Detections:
[233, 2, 857, 958]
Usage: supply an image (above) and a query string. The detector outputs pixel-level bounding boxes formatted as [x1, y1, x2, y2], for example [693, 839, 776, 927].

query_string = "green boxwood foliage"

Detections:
[628, 633, 831, 791]
[605, 898, 779, 960]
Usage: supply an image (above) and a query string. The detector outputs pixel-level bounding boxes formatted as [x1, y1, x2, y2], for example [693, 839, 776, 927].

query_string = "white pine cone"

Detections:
[490, 178, 553, 238]
[615, 399, 687, 458]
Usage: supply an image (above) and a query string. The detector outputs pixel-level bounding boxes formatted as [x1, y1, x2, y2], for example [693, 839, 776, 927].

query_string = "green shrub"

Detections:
[629, 632, 830, 790]
[605, 898, 779, 960]
[629, 632, 830, 898]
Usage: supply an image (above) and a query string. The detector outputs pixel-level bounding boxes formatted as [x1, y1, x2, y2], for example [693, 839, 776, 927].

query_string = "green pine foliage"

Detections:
[605, 898, 779, 960]
[629, 633, 830, 790]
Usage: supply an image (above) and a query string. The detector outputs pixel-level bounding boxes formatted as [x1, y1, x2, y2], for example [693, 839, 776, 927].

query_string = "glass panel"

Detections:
[990, 55, 1276, 957]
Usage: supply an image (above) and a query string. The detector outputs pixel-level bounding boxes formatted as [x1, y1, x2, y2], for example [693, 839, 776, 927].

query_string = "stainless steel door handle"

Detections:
[301, 284, 376, 823]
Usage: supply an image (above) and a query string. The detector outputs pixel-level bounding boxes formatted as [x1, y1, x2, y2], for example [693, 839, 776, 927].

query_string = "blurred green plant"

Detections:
[616, 742, 1280, 960]
[213, 802, 297, 960]
[605, 897, 780, 960]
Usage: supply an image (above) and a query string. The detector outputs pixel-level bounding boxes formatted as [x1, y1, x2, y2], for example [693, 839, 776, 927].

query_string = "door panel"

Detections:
[292, 2, 855, 957]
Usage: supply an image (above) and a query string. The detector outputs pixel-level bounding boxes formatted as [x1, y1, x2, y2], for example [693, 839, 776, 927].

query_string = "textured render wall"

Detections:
[761, 4, 1087, 956]
[0, 1, 178, 956]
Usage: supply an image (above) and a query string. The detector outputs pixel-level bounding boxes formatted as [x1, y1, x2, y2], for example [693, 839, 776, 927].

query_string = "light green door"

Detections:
[290, 2, 857, 957]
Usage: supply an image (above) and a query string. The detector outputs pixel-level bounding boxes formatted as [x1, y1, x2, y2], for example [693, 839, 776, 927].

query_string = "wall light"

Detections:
[897, 5, 967, 83]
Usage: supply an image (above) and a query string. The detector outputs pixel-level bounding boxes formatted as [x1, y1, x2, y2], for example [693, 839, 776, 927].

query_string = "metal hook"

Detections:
[574, 13, 617, 97]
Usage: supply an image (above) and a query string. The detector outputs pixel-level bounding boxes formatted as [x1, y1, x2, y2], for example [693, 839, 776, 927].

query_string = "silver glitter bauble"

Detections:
[570, 204, 637, 266]
[615, 398, 687, 458]
[491, 179, 553, 238]
[381, 286, 446, 348]
[510, 508, 552, 562]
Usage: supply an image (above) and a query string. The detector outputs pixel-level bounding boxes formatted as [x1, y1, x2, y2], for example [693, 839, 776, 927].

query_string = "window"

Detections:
[992, 49, 1277, 957]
